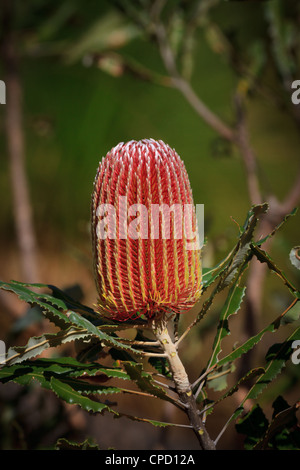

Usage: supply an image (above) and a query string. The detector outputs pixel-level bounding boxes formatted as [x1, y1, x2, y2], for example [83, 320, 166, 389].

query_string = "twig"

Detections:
[88, 51, 172, 87]
[138, 351, 167, 358]
[153, 20, 235, 142]
[191, 364, 217, 390]
[206, 367, 231, 382]
[214, 412, 234, 446]
[119, 386, 184, 410]
[234, 93, 262, 206]
[117, 338, 161, 347]
[152, 378, 176, 392]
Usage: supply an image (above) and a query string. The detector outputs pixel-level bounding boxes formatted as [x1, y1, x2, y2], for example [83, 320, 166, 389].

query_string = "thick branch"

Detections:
[152, 319, 216, 450]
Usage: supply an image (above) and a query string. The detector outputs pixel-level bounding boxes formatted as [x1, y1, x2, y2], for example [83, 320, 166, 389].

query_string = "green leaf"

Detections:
[121, 414, 174, 428]
[203, 204, 268, 292]
[0, 357, 131, 385]
[50, 376, 118, 415]
[207, 364, 233, 392]
[55, 438, 100, 450]
[56, 377, 123, 396]
[254, 397, 300, 450]
[255, 208, 297, 247]
[121, 361, 174, 404]
[221, 203, 268, 287]
[249, 334, 300, 400]
[0, 360, 196, 430]
[67, 311, 141, 355]
[193, 204, 268, 328]
[207, 284, 246, 371]
[0, 281, 142, 358]
[229, 326, 300, 427]
[0, 280, 139, 333]
[217, 300, 300, 370]
[251, 245, 298, 297]
[3, 328, 92, 366]
[235, 404, 269, 450]
[280, 300, 300, 325]
[47, 284, 100, 322]
[206, 367, 265, 412]
[201, 251, 234, 291]
[0, 280, 73, 330]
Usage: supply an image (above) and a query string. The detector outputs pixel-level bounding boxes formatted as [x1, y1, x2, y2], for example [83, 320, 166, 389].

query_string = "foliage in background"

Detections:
[0, 0, 299, 245]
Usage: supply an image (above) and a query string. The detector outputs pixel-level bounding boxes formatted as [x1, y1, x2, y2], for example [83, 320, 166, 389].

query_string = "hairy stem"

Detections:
[152, 319, 216, 450]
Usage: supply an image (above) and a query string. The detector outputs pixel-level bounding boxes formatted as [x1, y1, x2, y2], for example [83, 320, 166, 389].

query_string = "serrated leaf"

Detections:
[0, 358, 131, 391]
[57, 377, 123, 396]
[201, 251, 234, 291]
[207, 364, 232, 392]
[55, 438, 100, 450]
[208, 367, 265, 411]
[0, 280, 139, 334]
[67, 311, 141, 355]
[50, 373, 182, 428]
[280, 300, 300, 325]
[3, 328, 92, 366]
[121, 414, 173, 428]
[0, 360, 192, 430]
[0, 281, 73, 330]
[254, 398, 300, 450]
[207, 285, 246, 372]
[121, 361, 174, 404]
[249, 333, 300, 400]
[50, 376, 118, 415]
[235, 404, 269, 449]
[221, 203, 269, 287]
[47, 284, 100, 322]
[229, 326, 300, 428]
[251, 245, 298, 296]
[0, 279, 145, 359]
[217, 300, 300, 370]
[193, 205, 268, 328]
[255, 208, 297, 247]
[202, 204, 268, 292]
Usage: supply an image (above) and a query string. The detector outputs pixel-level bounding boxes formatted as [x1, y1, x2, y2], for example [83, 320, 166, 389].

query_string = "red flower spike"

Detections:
[91, 139, 202, 321]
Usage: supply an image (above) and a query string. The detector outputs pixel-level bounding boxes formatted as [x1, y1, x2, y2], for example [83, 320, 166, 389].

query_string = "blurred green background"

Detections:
[0, 0, 299, 260]
[0, 0, 299, 450]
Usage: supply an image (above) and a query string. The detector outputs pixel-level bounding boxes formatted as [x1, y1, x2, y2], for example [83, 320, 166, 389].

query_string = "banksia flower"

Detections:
[91, 139, 202, 321]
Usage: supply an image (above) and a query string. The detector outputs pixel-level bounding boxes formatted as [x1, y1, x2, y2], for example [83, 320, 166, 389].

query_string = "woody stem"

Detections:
[152, 319, 216, 450]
